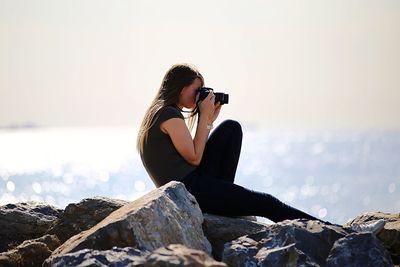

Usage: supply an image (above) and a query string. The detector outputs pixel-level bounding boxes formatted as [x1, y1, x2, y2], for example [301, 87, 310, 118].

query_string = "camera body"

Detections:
[197, 87, 229, 105]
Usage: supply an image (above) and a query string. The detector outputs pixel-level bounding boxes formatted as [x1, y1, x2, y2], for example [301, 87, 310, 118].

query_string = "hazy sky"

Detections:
[1, 0, 399, 128]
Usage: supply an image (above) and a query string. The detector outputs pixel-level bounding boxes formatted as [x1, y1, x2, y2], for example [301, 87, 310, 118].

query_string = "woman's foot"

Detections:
[350, 219, 386, 235]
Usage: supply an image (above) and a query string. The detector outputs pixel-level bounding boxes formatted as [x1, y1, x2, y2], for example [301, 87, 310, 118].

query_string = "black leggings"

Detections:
[181, 120, 320, 223]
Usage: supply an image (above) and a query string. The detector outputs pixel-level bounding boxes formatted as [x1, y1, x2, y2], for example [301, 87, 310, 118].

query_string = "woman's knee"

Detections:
[219, 119, 242, 136]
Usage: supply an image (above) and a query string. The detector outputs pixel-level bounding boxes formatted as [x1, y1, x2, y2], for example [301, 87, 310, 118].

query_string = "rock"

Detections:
[230, 215, 258, 222]
[44, 181, 211, 266]
[50, 244, 226, 267]
[222, 219, 349, 266]
[0, 234, 60, 267]
[202, 213, 268, 260]
[46, 196, 128, 243]
[326, 232, 393, 266]
[257, 243, 318, 267]
[144, 244, 227, 267]
[344, 211, 400, 264]
[24, 234, 60, 251]
[49, 247, 148, 267]
[0, 202, 62, 252]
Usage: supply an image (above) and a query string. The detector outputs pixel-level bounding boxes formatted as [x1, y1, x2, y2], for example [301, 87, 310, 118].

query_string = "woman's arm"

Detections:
[161, 93, 220, 166]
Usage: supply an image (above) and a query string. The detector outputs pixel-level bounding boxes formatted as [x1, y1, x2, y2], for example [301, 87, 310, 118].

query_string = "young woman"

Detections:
[137, 63, 385, 230]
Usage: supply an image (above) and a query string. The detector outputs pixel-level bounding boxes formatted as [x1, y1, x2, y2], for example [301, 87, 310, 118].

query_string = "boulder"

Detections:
[202, 213, 268, 260]
[222, 219, 348, 266]
[46, 196, 128, 243]
[0, 234, 60, 267]
[144, 244, 227, 267]
[344, 211, 400, 264]
[230, 215, 258, 222]
[0, 202, 62, 252]
[44, 181, 211, 266]
[326, 232, 393, 266]
[49, 246, 148, 267]
[50, 244, 226, 267]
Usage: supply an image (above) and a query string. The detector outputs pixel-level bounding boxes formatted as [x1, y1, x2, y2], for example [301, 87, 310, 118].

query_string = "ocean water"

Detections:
[0, 126, 399, 225]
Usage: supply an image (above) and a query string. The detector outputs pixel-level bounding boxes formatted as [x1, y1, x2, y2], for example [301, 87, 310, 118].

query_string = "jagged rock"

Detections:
[202, 213, 268, 260]
[44, 181, 211, 266]
[231, 215, 258, 222]
[258, 243, 319, 266]
[50, 244, 226, 267]
[46, 197, 128, 243]
[144, 244, 227, 267]
[0, 202, 62, 252]
[326, 232, 393, 266]
[49, 247, 148, 267]
[344, 211, 400, 264]
[222, 219, 349, 266]
[0, 234, 60, 267]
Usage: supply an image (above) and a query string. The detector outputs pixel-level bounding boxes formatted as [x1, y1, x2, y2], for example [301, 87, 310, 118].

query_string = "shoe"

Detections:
[351, 219, 386, 235]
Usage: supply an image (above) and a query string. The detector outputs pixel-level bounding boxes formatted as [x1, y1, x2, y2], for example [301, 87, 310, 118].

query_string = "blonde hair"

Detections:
[137, 63, 204, 154]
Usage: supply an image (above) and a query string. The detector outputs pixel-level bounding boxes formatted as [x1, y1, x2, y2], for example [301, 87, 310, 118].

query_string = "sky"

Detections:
[1, 0, 399, 129]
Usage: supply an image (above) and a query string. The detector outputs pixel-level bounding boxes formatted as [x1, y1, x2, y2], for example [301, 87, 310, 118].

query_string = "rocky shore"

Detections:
[0, 181, 398, 266]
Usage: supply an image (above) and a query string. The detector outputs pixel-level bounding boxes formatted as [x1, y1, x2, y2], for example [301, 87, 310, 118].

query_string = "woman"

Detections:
[137, 63, 385, 230]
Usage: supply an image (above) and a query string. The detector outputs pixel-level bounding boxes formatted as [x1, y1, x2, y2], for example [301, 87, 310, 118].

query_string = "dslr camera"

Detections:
[197, 87, 229, 105]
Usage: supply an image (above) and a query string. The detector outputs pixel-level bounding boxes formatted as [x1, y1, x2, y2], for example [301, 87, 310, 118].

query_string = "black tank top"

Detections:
[140, 105, 196, 187]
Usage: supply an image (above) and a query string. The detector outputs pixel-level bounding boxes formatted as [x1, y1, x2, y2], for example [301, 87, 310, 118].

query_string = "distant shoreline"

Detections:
[0, 123, 43, 130]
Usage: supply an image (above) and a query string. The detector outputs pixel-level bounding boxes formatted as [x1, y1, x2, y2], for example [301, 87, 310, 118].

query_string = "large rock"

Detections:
[0, 202, 62, 252]
[44, 181, 211, 266]
[50, 244, 226, 267]
[326, 232, 393, 266]
[49, 246, 148, 266]
[202, 213, 268, 260]
[0, 234, 60, 267]
[345, 211, 400, 264]
[222, 219, 349, 266]
[46, 197, 128, 243]
[145, 244, 227, 267]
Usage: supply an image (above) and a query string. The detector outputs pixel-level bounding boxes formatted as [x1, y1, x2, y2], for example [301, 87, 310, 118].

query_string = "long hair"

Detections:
[137, 63, 204, 154]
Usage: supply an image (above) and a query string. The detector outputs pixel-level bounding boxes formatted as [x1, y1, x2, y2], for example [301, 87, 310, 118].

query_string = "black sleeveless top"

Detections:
[140, 105, 196, 187]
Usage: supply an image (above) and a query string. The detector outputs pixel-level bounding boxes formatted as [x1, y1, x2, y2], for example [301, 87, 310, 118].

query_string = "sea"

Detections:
[0, 126, 399, 225]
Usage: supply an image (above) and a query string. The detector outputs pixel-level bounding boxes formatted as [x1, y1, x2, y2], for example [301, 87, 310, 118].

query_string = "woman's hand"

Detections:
[199, 92, 222, 124]
[199, 92, 215, 118]
[209, 102, 221, 123]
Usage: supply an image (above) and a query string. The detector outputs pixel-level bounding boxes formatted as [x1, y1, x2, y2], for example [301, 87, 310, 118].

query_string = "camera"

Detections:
[197, 87, 229, 105]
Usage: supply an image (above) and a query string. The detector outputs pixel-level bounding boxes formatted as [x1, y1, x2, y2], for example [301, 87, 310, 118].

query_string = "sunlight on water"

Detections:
[388, 183, 396, 193]
[32, 182, 42, 194]
[0, 126, 399, 224]
[6, 181, 15, 192]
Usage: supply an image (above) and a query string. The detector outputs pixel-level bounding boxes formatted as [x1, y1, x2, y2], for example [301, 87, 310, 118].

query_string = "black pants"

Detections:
[181, 120, 320, 223]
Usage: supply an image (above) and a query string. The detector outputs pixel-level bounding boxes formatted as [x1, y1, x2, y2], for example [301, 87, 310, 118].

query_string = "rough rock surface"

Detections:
[50, 246, 148, 267]
[202, 213, 268, 260]
[345, 211, 400, 264]
[145, 244, 227, 267]
[222, 219, 349, 266]
[1, 182, 399, 266]
[46, 196, 128, 243]
[44, 181, 211, 266]
[0, 202, 62, 252]
[0, 234, 60, 267]
[144, 244, 227, 267]
[50, 244, 226, 267]
[326, 232, 393, 266]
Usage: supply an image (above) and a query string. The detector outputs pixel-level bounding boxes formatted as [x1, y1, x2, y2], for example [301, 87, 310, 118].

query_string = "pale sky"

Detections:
[1, 0, 399, 129]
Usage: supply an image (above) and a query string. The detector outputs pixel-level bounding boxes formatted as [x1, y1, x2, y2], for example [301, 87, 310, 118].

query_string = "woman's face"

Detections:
[178, 78, 202, 109]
